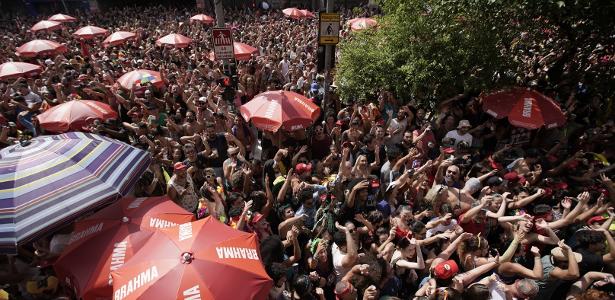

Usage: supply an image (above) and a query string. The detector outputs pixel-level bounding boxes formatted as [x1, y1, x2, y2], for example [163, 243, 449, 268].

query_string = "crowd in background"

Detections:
[0, 3, 614, 300]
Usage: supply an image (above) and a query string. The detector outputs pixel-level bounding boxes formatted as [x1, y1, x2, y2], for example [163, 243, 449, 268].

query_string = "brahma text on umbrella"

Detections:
[127, 198, 147, 209]
[149, 217, 178, 229]
[179, 222, 193, 241]
[110, 241, 127, 271]
[522, 98, 534, 118]
[183, 285, 202, 300]
[68, 222, 103, 244]
[215, 247, 259, 260]
[114, 265, 159, 300]
[293, 96, 316, 113]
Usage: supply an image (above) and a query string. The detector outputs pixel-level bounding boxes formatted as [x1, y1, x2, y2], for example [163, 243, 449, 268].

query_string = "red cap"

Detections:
[433, 260, 459, 280]
[250, 212, 264, 225]
[370, 179, 380, 189]
[174, 162, 188, 171]
[442, 147, 455, 154]
[587, 215, 607, 225]
[295, 163, 313, 175]
[503, 171, 519, 181]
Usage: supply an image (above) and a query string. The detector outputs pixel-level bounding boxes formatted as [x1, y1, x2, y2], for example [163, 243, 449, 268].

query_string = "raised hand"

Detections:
[577, 191, 591, 203]
[561, 198, 572, 209]
[530, 246, 540, 256]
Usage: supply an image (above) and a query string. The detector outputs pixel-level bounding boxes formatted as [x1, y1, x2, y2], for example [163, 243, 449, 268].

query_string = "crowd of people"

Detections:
[0, 3, 614, 300]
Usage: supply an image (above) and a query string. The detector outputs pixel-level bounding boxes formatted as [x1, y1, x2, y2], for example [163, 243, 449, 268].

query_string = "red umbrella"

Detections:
[73, 25, 109, 40]
[0, 62, 43, 80]
[110, 217, 272, 300]
[54, 196, 195, 300]
[348, 17, 378, 31]
[102, 31, 136, 48]
[48, 13, 77, 23]
[240, 90, 321, 132]
[208, 42, 258, 61]
[155, 33, 192, 48]
[282, 7, 312, 19]
[30, 20, 63, 32]
[481, 87, 566, 129]
[36, 100, 119, 132]
[15, 40, 67, 58]
[190, 14, 215, 25]
[117, 69, 164, 91]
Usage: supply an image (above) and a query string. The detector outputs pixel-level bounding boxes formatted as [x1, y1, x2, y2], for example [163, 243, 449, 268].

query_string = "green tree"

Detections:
[336, 0, 615, 106]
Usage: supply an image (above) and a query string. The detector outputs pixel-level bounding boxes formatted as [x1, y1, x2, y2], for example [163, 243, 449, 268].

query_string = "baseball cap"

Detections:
[442, 147, 455, 154]
[173, 162, 188, 171]
[433, 260, 459, 280]
[310, 82, 319, 92]
[587, 215, 607, 225]
[457, 120, 471, 129]
[295, 163, 313, 175]
[486, 176, 504, 187]
[376, 200, 391, 218]
[250, 212, 265, 225]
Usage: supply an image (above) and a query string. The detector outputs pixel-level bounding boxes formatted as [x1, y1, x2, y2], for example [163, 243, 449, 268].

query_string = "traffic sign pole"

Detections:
[323, 0, 336, 112]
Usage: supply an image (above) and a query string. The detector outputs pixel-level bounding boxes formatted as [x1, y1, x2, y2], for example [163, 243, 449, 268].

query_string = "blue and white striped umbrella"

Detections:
[0, 132, 151, 253]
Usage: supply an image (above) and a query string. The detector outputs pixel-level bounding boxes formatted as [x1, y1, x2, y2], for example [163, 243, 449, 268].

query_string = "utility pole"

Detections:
[214, 0, 225, 27]
[322, 0, 335, 111]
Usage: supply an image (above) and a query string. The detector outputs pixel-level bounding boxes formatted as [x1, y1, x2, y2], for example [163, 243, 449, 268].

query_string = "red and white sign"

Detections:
[212, 28, 234, 60]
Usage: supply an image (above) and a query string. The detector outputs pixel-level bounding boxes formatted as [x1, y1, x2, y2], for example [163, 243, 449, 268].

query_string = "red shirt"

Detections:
[459, 213, 486, 235]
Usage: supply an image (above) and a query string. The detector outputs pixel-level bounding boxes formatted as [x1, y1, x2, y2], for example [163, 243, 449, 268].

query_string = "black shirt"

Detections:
[206, 133, 228, 168]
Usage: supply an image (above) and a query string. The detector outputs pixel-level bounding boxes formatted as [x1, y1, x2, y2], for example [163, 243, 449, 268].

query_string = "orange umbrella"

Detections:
[54, 196, 195, 300]
[117, 69, 164, 91]
[0, 62, 43, 80]
[208, 42, 258, 61]
[36, 100, 119, 132]
[16, 40, 67, 58]
[348, 17, 378, 31]
[240, 90, 321, 131]
[30, 20, 63, 32]
[155, 33, 192, 48]
[110, 217, 272, 300]
[48, 13, 77, 23]
[73, 26, 109, 40]
[190, 14, 215, 25]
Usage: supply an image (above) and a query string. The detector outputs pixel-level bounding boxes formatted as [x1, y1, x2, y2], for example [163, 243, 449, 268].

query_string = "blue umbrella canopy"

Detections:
[0, 132, 151, 253]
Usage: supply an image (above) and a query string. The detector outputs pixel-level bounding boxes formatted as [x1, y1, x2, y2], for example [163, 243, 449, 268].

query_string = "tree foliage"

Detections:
[336, 0, 615, 106]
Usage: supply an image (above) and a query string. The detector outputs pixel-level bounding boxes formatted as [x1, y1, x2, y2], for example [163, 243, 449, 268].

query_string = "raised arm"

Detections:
[336, 222, 358, 268]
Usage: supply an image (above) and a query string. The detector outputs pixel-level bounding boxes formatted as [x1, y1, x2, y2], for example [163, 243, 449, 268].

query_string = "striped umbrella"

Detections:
[0, 132, 151, 253]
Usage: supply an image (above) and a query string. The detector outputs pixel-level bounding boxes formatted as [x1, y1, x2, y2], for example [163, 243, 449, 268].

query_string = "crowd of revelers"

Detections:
[0, 3, 614, 300]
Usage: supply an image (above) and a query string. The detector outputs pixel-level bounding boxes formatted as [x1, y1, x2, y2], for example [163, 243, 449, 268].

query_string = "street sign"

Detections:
[212, 28, 234, 60]
[319, 13, 340, 45]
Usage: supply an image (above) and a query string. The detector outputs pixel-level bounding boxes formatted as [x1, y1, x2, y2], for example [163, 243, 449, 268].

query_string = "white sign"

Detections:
[212, 28, 234, 60]
[319, 13, 341, 45]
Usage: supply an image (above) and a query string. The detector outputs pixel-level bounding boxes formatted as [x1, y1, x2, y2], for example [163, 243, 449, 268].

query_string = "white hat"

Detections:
[457, 120, 471, 129]
[44, 59, 54, 65]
